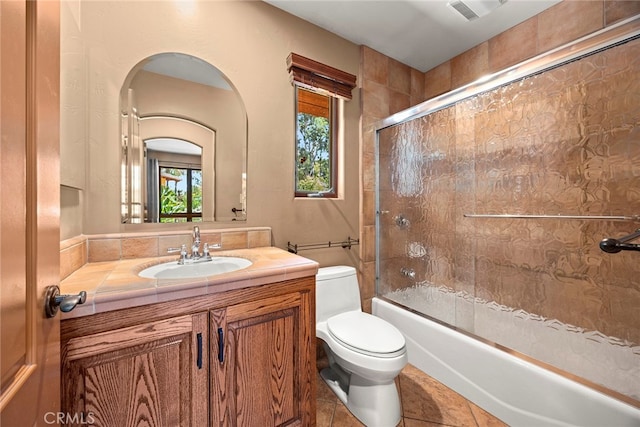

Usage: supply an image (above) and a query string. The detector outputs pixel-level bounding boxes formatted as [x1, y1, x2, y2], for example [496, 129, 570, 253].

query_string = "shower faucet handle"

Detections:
[400, 268, 416, 279]
[395, 215, 410, 228]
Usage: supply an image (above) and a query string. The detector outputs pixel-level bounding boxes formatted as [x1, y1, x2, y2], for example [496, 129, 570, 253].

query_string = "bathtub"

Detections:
[373, 297, 640, 427]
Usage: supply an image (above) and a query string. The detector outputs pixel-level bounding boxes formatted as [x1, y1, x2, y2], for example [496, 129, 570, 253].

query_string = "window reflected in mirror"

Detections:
[159, 167, 202, 223]
[145, 138, 203, 223]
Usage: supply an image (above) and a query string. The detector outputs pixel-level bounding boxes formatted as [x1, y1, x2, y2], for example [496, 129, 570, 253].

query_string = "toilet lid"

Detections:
[327, 311, 405, 357]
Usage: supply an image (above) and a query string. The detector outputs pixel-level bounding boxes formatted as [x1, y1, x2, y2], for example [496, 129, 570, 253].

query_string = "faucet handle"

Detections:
[201, 243, 220, 261]
[400, 267, 416, 279]
[167, 245, 183, 254]
[168, 244, 188, 264]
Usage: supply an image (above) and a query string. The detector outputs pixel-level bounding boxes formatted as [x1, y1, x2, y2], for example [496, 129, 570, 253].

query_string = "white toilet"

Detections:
[316, 266, 408, 427]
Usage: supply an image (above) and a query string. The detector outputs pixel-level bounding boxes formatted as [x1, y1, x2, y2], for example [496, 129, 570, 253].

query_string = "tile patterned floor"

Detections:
[316, 361, 508, 427]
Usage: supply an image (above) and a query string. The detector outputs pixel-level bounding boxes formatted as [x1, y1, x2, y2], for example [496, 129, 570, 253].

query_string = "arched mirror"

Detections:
[120, 52, 247, 223]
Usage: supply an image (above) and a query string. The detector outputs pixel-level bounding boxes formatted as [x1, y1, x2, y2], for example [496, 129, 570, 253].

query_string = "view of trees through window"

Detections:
[159, 166, 202, 222]
[295, 87, 336, 197]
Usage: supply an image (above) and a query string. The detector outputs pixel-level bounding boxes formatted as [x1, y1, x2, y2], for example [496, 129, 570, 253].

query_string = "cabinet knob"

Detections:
[45, 285, 87, 318]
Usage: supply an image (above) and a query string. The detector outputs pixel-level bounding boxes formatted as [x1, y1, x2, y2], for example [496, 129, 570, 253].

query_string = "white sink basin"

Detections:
[139, 257, 252, 279]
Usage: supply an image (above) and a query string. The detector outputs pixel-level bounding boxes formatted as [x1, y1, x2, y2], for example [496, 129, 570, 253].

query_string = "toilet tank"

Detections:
[316, 266, 362, 324]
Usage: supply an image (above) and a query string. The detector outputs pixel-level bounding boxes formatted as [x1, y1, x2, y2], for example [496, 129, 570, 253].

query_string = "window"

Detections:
[287, 53, 356, 198]
[295, 87, 337, 197]
[159, 166, 202, 222]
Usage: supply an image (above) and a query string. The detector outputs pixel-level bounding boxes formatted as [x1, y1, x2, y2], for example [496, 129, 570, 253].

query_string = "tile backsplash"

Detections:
[60, 227, 272, 280]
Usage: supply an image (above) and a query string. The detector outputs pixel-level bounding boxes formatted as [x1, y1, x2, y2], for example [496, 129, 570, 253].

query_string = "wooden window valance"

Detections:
[287, 53, 357, 100]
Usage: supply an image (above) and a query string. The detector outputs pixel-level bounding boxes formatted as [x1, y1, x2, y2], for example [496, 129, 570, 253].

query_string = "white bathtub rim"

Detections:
[373, 297, 640, 427]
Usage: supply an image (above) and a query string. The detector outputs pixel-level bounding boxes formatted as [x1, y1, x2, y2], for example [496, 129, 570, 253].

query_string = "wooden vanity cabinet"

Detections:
[210, 291, 314, 426]
[60, 276, 316, 427]
[61, 313, 209, 426]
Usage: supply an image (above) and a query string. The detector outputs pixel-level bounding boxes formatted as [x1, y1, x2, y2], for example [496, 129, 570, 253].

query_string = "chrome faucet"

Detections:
[190, 226, 220, 261]
[192, 226, 201, 259]
[167, 226, 221, 264]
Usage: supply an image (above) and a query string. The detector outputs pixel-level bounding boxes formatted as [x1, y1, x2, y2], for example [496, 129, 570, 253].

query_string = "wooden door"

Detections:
[211, 289, 315, 427]
[61, 314, 209, 426]
[0, 0, 62, 424]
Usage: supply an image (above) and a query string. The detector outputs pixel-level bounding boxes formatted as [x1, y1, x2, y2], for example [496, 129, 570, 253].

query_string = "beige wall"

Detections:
[60, 0, 361, 268]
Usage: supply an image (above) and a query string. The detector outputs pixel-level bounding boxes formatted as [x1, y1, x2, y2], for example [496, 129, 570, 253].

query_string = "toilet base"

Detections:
[320, 367, 349, 403]
[320, 367, 402, 427]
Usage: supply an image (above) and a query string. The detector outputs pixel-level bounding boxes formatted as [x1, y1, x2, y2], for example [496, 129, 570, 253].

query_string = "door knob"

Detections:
[45, 285, 87, 318]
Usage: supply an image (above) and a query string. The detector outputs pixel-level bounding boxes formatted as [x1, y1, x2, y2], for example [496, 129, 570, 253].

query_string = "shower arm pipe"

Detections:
[463, 214, 640, 221]
[287, 237, 359, 254]
[600, 229, 640, 254]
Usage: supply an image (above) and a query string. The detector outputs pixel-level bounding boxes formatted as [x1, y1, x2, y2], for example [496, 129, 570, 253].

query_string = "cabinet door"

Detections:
[62, 313, 208, 427]
[211, 291, 314, 427]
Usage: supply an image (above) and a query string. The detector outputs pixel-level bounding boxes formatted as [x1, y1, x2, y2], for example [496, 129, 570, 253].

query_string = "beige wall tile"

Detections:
[389, 89, 411, 115]
[605, 0, 640, 25]
[81, 228, 273, 261]
[361, 297, 372, 314]
[60, 240, 87, 280]
[489, 18, 538, 72]
[451, 42, 489, 89]
[389, 58, 412, 94]
[121, 237, 159, 259]
[362, 46, 389, 85]
[248, 229, 271, 248]
[361, 127, 376, 155]
[88, 239, 121, 262]
[201, 232, 222, 250]
[361, 260, 375, 301]
[361, 190, 375, 227]
[424, 61, 452, 99]
[362, 150, 375, 192]
[538, 0, 604, 53]
[410, 68, 426, 105]
[363, 225, 375, 263]
[221, 231, 248, 250]
[362, 80, 391, 121]
[158, 234, 192, 255]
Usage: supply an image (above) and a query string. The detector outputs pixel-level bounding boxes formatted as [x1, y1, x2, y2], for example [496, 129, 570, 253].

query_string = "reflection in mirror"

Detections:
[146, 138, 202, 223]
[120, 52, 247, 224]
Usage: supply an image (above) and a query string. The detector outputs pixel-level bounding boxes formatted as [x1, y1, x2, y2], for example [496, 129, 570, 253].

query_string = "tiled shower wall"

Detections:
[377, 34, 640, 400]
[360, 0, 640, 402]
[360, 2, 640, 311]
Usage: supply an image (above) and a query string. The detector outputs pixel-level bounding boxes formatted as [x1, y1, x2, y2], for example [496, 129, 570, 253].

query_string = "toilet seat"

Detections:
[327, 311, 406, 358]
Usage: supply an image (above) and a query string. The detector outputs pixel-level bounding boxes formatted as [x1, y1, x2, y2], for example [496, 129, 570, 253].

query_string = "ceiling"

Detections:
[143, 53, 232, 90]
[264, 0, 561, 72]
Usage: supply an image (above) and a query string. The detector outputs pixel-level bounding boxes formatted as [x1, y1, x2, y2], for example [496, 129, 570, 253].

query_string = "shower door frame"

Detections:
[374, 13, 640, 292]
[373, 15, 640, 406]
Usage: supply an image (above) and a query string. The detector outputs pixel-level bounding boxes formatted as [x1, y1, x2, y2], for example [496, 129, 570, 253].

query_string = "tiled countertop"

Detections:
[60, 246, 319, 319]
